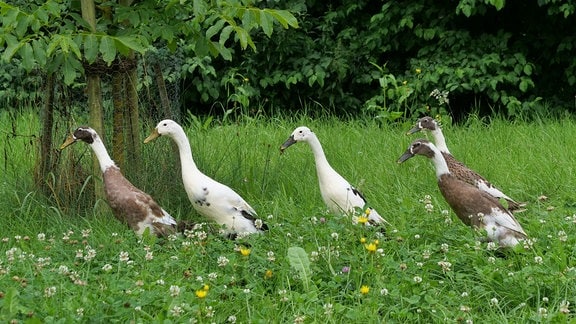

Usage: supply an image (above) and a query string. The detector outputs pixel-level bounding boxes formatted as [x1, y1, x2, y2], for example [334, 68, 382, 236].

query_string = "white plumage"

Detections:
[144, 119, 267, 237]
[60, 127, 177, 237]
[280, 126, 388, 226]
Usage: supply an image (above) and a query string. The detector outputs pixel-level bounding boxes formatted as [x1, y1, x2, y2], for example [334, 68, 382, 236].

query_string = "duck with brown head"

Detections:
[60, 127, 177, 237]
[407, 116, 524, 211]
[398, 139, 527, 248]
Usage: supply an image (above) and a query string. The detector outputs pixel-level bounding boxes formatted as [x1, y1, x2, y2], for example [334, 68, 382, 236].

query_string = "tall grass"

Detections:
[1, 111, 576, 322]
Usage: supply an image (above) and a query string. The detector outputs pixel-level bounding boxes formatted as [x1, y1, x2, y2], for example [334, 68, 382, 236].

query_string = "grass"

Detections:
[1, 110, 576, 323]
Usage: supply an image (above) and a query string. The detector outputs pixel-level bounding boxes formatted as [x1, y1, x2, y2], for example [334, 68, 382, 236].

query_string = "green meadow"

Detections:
[1, 110, 576, 323]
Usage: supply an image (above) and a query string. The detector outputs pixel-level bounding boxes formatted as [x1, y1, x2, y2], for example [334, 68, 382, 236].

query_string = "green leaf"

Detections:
[287, 247, 311, 289]
[99, 36, 116, 64]
[62, 56, 78, 85]
[206, 19, 226, 40]
[2, 34, 22, 62]
[84, 34, 98, 63]
[219, 25, 234, 45]
[20, 42, 34, 71]
[265, 9, 299, 29]
[115, 35, 148, 54]
[490, 0, 505, 11]
[32, 39, 47, 66]
[259, 10, 273, 37]
[523, 64, 532, 76]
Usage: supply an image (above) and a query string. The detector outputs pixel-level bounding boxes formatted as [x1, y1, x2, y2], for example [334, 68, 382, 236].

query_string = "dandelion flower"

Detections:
[360, 237, 367, 243]
[357, 216, 369, 225]
[265, 269, 273, 279]
[360, 285, 370, 295]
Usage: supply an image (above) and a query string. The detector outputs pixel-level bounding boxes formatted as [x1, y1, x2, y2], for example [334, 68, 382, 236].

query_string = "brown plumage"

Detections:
[60, 127, 177, 237]
[398, 139, 527, 247]
[407, 116, 524, 211]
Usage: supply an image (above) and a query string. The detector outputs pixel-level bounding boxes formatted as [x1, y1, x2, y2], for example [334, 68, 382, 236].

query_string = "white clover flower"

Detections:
[487, 257, 496, 263]
[76, 308, 84, 317]
[169, 285, 181, 297]
[460, 305, 471, 312]
[170, 305, 183, 317]
[58, 265, 70, 275]
[438, 260, 452, 272]
[414, 234, 420, 239]
[37, 233, 46, 241]
[208, 272, 218, 280]
[413, 276, 422, 283]
[440, 243, 449, 253]
[331, 232, 339, 240]
[227, 315, 237, 323]
[490, 298, 499, 306]
[254, 219, 264, 229]
[145, 251, 153, 261]
[560, 300, 570, 314]
[156, 279, 165, 285]
[44, 286, 57, 298]
[380, 288, 389, 296]
[486, 242, 498, 251]
[461, 292, 469, 298]
[102, 264, 112, 272]
[218, 256, 229, 267]
[558, 230, 568, 242]
[534, 256, 543, 264]
[119, 251, 129, 262]
[323, 303, 333, 316]
[267, 251, 276, 262]
[82, 229, 91, 238]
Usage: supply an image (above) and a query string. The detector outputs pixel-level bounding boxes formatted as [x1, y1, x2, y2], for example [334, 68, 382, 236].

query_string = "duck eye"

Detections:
[163, 123, 167, 126]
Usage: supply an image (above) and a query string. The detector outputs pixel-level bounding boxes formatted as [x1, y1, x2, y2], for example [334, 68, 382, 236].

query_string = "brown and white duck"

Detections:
[398, 139, 527, 247]
[60, 127, 177, 236]
[280, 126, 388, 227]
[407, 116, 524, 211]
[144, 120, 267, 237]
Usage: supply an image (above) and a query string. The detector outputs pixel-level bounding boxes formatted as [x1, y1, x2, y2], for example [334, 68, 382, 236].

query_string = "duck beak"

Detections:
[397, 150, 415, 164]
[59, 134, 77, 150]
[144, 128, 160, 144]
[406, 125, 422, 135]
[280, 135, 297, 154]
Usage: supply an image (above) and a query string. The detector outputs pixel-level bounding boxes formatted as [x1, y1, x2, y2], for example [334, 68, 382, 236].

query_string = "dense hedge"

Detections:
[181, 0, 576, 120]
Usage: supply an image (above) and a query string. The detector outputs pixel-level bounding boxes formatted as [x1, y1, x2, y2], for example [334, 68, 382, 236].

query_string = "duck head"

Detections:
[60, 127, 98, 149]
[397, 139, 436, 163]
[407, 116, 439, 135]
[144, 119, 182, 143]
[280, 126, 314, 154]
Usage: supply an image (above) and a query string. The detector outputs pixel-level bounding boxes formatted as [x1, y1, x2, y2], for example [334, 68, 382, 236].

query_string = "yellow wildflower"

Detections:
[415, 68, 422, 74]
[240, 247, 251, 256]
[360, 285, 370, 295]
[360, 237, 367, 244]
[357, 216, 369, 225]
[195, 289, 208, 298]
[265, 269, 273, 279]
[365, 243, 377, 253]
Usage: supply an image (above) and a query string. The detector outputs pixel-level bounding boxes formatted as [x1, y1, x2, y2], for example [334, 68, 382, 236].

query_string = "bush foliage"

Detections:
[1, 0, 575, 119]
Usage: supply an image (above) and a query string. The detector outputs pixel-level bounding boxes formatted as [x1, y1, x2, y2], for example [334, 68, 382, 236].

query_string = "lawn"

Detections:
[1, 111, 575, 323]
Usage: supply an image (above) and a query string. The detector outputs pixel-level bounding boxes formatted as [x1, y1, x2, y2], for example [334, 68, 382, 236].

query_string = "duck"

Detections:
[144, 119, 267, 237]
[280, 126, 388, 227]
[397, 139, 527, 247]
[59, 127, 177, 237]
[407, 116, 524, 211]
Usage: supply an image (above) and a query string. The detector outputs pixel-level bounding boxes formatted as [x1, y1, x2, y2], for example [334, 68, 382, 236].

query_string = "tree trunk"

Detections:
[125, 53, 141, 175]
[112, 71, 125, 169]
[81, 0, 105, 200]
[153, 63, 173, 119]
[38, 73, 55, 194]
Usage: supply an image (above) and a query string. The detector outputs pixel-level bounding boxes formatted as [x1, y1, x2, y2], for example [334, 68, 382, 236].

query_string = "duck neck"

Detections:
[306, 134, 335, 180]
[429, 146, 451, 179]
[431, 128, 451, 154]
[90, 137, 116, 173]
[171, 128, 200, 179]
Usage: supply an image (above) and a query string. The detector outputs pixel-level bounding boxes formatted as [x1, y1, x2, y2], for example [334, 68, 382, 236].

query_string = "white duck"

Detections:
[144, 119, 267, 237]
[398, 139, 527, 247]
[408, 116, 524, 211]
[280, 126, 388, 226]
[60, 127, 177, 237]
